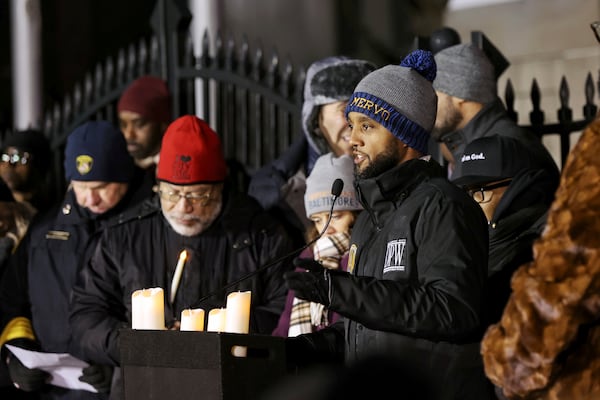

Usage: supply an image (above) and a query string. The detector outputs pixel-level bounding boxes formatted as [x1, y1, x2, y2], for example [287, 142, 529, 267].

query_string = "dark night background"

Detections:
[0, 0, 156, 132]
[0, 0, 448, 133]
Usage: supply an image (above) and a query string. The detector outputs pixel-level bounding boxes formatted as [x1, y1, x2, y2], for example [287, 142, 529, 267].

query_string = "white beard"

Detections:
[163, 201, 222, 237]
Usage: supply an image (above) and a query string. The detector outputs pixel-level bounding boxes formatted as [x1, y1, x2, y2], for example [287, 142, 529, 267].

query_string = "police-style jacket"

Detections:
[0, 186, 148, 400]
[322, 159, 492, 399]
[69, 190, 295, 366]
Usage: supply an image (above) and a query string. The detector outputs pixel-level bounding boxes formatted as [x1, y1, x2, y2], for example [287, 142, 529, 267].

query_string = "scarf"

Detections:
[288, 231, 350, 337]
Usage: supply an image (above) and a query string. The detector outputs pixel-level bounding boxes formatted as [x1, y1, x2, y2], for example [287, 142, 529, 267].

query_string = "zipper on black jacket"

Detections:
[356, 183, 381, 232]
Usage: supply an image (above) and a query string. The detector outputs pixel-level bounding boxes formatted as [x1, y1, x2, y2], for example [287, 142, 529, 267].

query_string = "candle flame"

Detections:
[179, 250, 187, 262]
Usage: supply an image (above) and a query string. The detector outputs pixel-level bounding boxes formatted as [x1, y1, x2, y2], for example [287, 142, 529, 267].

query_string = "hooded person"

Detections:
[0, 121, 147, 399]
[283, 50, 495, 400]
[68, 115, 295, 397]
[0, 129, 53, 213]
[248, 56, 375, 246]
[430, 43, 559, 185]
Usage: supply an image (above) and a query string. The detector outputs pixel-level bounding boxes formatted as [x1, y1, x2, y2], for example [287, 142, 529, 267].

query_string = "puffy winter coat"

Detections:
[69, 190, 295, 366]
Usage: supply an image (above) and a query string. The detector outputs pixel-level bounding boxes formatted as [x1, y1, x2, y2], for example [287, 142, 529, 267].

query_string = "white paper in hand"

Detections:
[5, 344, 97, 392]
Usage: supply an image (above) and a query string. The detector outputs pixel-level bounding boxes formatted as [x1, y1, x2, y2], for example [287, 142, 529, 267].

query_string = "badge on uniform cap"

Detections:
[76, 155, 93, 175]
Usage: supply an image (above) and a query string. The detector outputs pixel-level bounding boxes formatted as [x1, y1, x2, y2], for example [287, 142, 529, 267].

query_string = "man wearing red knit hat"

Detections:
[117, 75, 171, 168]
[69, 115, 295, 397]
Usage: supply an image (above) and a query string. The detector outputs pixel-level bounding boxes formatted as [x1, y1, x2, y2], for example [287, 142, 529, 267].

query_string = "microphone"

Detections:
[190, 178, 344, 308]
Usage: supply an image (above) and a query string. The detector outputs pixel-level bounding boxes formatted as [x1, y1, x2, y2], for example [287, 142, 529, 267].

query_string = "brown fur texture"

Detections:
[481, 115, 600, 399]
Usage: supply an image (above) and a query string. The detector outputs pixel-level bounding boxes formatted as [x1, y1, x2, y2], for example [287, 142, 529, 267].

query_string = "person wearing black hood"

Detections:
[452, 135, 558, 327]
[0, 121, 151, 399]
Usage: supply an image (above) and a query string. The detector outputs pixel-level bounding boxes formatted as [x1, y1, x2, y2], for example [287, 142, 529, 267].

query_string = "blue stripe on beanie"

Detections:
[346, 91, 430, 154]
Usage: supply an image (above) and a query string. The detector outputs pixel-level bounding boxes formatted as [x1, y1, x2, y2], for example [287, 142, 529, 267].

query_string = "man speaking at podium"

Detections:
[283, 51, 494, 400]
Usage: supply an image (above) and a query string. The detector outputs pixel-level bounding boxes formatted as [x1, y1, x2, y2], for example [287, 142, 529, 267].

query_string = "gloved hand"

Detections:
[285, 329, 345, 370]
[5, 350, 50, 392]
[285, 334, 319, 370]
[284, 258, 330, 306]
[79, 364, 113, 393]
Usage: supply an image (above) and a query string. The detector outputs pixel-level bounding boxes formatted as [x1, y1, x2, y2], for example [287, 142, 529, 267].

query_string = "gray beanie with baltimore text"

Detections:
[433, 43, 497, 104]
[304, 153, 362, 218]
[345, 49, 438, 154]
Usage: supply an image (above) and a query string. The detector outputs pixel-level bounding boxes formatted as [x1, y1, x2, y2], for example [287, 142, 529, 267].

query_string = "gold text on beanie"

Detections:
[345, 49, 438, 155]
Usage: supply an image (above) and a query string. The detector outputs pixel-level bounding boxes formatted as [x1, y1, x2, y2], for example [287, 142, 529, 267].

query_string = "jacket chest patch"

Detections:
[383, 239, 406, 273]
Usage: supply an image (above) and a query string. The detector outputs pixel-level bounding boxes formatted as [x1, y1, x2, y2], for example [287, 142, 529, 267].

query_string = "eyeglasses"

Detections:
[1, 151, 31, 166]
[466, 179, 511, 204]
[153, 186, 212, 206]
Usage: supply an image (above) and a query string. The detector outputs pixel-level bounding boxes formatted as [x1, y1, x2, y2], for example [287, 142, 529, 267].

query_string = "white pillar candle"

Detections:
[180, 308, 205, 331]
[169, 250, 188, 304]
[225, 291, 251, 334]
[206, 308, 227, 332]
[131, 288, 166, 330]
[225, 291, 251, 357]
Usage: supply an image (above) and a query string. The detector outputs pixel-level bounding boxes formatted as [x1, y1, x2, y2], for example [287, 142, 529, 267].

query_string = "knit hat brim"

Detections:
[345, 52, 438, 155]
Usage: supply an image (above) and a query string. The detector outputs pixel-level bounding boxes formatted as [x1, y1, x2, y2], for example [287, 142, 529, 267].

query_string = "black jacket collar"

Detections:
[355, 158, 445, 212]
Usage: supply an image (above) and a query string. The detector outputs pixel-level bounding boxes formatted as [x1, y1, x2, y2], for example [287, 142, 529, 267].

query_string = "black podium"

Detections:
[119, 329, 287, 400]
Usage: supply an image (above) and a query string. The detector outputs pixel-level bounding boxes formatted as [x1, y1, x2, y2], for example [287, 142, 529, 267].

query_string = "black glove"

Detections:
[79, 364, 113, 393]
[5, 349, 50, 392]
[285, 329, 345, 370]
[285, 334, 319, 370]
[284, 258, 330, 306]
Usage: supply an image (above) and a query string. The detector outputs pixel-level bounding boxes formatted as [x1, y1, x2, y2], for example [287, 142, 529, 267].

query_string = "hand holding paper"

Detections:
[6, 344, 97, 392]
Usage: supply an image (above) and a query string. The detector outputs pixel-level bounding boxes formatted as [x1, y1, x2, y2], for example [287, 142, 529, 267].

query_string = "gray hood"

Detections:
[302, 56, 376, 155]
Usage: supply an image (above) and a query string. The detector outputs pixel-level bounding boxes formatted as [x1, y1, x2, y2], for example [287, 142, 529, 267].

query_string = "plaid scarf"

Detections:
[288, 232, 350, 337]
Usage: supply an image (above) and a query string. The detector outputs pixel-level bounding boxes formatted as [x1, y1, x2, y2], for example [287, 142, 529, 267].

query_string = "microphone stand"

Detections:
[189, 178, 344, 309]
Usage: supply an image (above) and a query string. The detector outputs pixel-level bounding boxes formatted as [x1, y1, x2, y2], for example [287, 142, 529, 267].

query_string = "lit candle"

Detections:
[169, 250, 188, 304]
[180, 308, 205, 331]
[225, 291, 251, 357]
[131, 288, 166, 330]
[206, 308, 227, 332]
